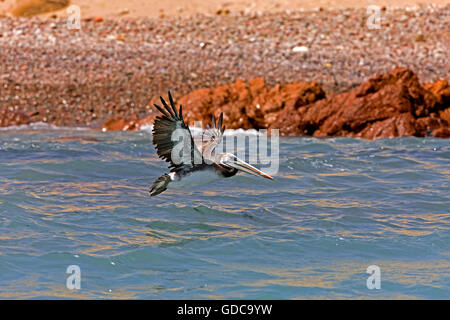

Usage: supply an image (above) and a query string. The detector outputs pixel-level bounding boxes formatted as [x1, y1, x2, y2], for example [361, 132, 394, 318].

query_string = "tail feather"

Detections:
[149, 174, 171, 197]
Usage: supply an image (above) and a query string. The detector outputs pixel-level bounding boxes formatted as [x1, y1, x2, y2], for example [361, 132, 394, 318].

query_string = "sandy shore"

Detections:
[0, 4, 449, 128]
[1, 0, 449, 18]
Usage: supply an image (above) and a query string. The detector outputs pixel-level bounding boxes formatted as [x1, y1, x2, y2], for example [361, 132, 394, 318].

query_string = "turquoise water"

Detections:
[0, 127, 449, 299]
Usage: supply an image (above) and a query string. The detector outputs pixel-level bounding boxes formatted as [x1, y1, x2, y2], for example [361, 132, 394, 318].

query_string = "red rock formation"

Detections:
[357, 113, 417, 139]
[178, 77, 325, 129]
[100, 68, 449, 138]
[440, 108, 450, 124]
[270, 68, 450, 138]
[424, 79, 450, 106]
[432, 127, 450, 138]
[179, 79, 254, 129]
[246, 79, 325, 129]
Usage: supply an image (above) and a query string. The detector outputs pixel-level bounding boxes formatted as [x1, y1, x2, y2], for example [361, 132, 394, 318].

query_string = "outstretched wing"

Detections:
[152, 91, 203, 172]
[201, 113, 225, 160]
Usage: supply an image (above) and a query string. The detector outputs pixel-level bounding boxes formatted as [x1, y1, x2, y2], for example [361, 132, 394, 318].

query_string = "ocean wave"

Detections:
[140, 124, 262, 136]
[1, 121, 264, 137]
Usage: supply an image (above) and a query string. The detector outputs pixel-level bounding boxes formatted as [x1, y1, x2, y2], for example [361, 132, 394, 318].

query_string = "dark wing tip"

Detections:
[160, 95, 175, 118]
[154, 103, 170, 118]
[168, 91, 178, 118]
[218, 112, 223, 129]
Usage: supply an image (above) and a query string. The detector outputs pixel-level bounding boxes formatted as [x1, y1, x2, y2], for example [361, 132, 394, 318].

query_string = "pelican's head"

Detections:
[218, 153, 274, 180]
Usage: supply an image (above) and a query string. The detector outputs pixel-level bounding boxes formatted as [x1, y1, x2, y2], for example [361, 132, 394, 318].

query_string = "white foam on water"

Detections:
[139, 125, 262, 136]
[0, 122, 89, 131]
[0, 122, 264, 136]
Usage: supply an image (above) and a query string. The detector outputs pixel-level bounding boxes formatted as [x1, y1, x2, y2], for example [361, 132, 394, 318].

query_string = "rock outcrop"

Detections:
[101, 78, 325, 132]
[177, 78, 326, 130]
[100, 68, 449, 139]
[270, 68, 450, 138]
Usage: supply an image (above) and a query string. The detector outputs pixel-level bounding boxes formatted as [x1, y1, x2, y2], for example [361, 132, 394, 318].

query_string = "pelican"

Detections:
[150, 91, 274, 196]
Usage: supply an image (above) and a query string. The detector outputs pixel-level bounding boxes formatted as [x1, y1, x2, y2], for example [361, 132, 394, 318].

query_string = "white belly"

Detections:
[167, 170, 221, 189]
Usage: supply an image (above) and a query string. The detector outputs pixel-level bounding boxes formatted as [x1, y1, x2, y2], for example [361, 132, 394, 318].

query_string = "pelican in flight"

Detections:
[150, 92, 273, 196]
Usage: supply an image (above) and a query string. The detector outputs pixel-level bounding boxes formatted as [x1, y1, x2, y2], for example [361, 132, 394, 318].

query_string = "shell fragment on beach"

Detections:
[292, 46, 309, 53]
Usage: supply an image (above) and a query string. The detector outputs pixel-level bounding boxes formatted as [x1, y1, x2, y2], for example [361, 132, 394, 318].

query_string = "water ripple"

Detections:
[0, 131, 449, 298]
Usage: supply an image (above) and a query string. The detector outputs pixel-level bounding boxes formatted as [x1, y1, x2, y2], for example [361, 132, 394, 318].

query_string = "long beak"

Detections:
[226, 157, 274, 180]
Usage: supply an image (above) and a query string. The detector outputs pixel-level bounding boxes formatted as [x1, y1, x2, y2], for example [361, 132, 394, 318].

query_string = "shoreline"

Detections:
[2, 66, 449, 139]
[1, 6, 449, 138]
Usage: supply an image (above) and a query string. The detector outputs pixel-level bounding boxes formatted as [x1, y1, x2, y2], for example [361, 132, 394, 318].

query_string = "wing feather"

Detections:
[152, 92, 203, 171]
[201, 112, 226, 159]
